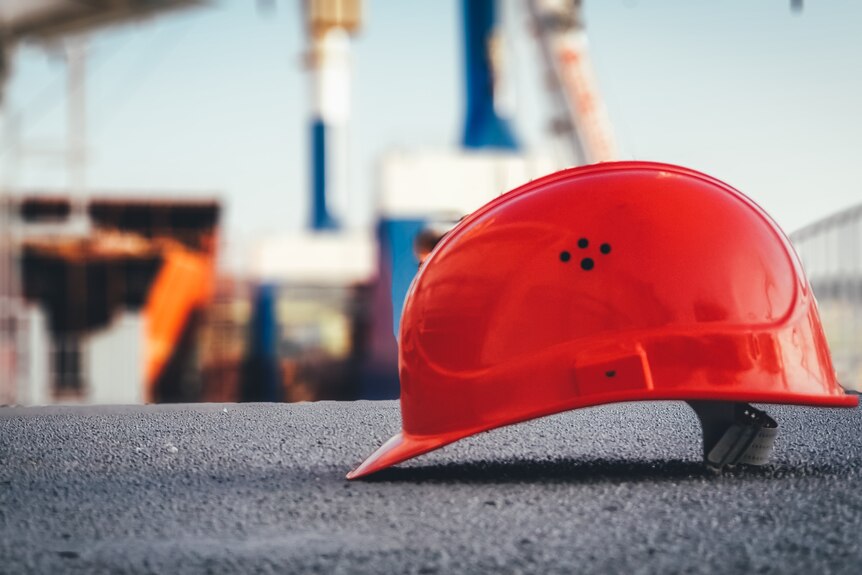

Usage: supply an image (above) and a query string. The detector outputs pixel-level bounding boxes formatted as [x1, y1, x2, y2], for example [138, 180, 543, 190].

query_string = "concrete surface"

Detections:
[1, 400, 861, 574]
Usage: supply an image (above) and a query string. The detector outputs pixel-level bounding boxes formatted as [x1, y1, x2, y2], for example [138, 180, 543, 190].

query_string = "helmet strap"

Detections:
[686, 401, 778, 470]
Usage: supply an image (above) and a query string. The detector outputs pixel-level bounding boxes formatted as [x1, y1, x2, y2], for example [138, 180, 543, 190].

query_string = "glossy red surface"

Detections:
[347, 161, 857, 480]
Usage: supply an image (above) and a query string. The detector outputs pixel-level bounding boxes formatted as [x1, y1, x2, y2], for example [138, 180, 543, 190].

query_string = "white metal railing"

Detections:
[791, 203, 862, 391]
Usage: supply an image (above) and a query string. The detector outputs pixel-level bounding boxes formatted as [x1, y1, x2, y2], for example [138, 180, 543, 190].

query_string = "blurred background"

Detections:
[1, 0, 861, 406]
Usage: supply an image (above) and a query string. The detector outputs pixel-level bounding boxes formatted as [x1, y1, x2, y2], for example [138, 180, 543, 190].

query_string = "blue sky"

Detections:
[4, 0, 862, 264]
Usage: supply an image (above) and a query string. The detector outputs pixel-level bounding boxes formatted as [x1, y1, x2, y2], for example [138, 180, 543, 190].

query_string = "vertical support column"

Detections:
[53, 37, 89, 400]
[240, 283, 283, 402]
[308, 29, 348, 231]
[461, 0, 518, 150]
[0, 38, 15, 404]
[65, 36, 88, 234]
[305, 1, 361, 231]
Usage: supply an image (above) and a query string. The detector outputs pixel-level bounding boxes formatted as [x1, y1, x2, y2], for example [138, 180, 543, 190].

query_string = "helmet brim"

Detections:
[346, 431, 465, 480]
[347, 392, 858, 479]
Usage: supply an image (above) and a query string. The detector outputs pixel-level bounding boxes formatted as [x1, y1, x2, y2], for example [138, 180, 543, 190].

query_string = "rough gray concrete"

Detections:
[1, 400, 861, 574]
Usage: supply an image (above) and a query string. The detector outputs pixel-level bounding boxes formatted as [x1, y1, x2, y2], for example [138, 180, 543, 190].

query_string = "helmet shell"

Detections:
[348, 161, 856, 479]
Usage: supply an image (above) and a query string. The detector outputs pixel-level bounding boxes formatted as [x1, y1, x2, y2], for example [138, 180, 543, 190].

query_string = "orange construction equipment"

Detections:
[348, 161, 858, 479]
[16, 196, 220, 402]
[143, 241, 215, 401]
[86, 198, 220, 402]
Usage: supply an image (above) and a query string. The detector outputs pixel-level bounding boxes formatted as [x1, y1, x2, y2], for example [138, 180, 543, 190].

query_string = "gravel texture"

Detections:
[1, 400, 861, 574]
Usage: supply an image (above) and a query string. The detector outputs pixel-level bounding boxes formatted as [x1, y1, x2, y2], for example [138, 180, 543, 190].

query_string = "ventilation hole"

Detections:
[580, 258, 594, 271]
[578, 238, 589, 249]
[605, 370, 616, 378]
[600, 243, 611, 255]
[560, 251, 571, 263]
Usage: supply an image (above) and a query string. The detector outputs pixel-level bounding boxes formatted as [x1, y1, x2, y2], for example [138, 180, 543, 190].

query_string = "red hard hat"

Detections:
[348, 161, 857, 479]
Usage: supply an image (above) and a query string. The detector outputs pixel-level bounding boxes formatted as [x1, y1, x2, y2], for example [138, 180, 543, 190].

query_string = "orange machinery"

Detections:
[19, 196, 220, 402]
[142, 239, 215, 400]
